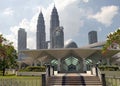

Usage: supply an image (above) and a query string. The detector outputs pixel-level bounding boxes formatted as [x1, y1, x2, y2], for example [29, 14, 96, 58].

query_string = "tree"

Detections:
[102, 28, 120, 54]
[0, 34, 18, 76]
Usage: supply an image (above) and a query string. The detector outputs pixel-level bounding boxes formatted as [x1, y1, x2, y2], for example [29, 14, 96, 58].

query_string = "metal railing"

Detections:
[0, 78, 41, 86]
[91, 65, 106, 86]
[106, 76, 120, 86]
[97, 67, 102, 81]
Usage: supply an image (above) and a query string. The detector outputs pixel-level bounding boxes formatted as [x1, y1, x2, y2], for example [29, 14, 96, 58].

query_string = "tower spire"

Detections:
[40, 7, 42, 13]
[50, 5, 60, 48]
[36, 9, 46, 49]
[54, 2, 55, 8]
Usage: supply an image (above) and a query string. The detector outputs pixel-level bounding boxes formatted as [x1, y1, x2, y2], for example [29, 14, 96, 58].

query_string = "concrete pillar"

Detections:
[18, 62, 22, 69]
[34, 60, 37, 66]
[57, 58, 61, 73]
[41, 61, 43, 66]
[83, 58, 87, 72]
[107, 58, 110, 65]
[46, 65, 50, 77]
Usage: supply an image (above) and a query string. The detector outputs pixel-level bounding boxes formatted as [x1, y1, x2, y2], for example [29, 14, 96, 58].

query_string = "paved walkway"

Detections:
[54, 71, 95, 77]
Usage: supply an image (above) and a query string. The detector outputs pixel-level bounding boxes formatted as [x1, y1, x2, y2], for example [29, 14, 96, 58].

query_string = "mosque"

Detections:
[20, 6, 120, 73]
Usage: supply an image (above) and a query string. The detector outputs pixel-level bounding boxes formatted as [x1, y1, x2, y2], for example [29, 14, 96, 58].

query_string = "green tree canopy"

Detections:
[0, 34, 18, 76]
[102, 28, 120, 54]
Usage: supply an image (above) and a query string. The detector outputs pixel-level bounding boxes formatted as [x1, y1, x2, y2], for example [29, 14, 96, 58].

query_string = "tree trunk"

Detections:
[2, 67, 5, 76]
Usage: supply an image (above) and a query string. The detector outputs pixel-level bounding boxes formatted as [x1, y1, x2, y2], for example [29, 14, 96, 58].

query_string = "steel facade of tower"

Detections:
[18, 28, 27, 51]
[54, 26, 64, 48]
[50, 6, 60, 48]
[36, 11, 46, 49]
[88, 31, 98, 44]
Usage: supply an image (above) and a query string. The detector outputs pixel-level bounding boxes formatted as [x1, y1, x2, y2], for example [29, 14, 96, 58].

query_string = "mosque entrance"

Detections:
[68, 64, 76, 72]
[61, 56, 83, 73]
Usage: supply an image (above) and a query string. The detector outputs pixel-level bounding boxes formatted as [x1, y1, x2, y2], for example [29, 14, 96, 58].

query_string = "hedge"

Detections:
[19, 66, 46, 72]
[99, 66, 119, 71]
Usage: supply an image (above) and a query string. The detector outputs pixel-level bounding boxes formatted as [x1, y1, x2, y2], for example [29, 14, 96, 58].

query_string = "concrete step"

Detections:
[47, 75, 102, 86]
[48, 82, 102, 85]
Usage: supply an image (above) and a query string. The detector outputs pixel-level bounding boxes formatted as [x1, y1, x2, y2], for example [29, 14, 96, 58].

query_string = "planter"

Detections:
[16, 72, 46, 76]
[101, 71, 120, 77]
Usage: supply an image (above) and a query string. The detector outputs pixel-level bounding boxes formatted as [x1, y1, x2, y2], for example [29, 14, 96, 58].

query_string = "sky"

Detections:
[0, 0, 120, 49]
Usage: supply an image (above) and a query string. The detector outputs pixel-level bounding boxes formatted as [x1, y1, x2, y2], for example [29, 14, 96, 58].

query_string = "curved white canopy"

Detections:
[20, 48, 120, 60]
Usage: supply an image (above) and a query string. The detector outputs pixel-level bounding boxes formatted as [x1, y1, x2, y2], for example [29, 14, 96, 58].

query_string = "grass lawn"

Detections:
[0, 74, 42, 86]
[0, 74, 41, 78]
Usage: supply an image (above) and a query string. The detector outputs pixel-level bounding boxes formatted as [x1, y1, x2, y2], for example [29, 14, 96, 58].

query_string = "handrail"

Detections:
[97, 67, 102, 82]
[91, 65, 102, 81]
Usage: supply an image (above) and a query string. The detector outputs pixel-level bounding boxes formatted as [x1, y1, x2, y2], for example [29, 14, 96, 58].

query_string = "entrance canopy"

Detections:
[20, 48, 120, 60]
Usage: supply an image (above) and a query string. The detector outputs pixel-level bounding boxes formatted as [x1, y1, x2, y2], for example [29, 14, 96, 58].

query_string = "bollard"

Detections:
[52, 66, 54, 75]
[47, 65, 50, 77]
[95, 64, 98, 76]
[42, 74, 46, 86]
[101, 74, 106, 86]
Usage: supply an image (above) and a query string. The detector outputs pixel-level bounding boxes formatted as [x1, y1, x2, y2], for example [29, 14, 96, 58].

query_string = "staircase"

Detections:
[47, 74, 102, 86]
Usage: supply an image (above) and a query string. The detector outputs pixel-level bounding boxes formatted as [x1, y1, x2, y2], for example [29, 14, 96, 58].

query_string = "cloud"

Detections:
[82, 0, 89, 3]
[88, 5, 119, 26]
[55, 0, 85, 40]
[8, 17, 37, 49]
[3, 8, 14, 16]
[4, 34, 17, 48]
[98, 27, 102, 32]
[8, 0, 91, 49]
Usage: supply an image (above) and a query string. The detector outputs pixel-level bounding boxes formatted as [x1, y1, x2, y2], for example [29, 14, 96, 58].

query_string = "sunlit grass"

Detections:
[0, 74, 42, 86]
[0, 74, 41, 78]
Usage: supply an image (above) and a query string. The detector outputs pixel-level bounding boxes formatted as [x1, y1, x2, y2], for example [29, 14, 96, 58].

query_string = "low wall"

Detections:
[101, 71, 120, 77]
[16, 72, 46, 76]
[5, 69, 16, 74]
[91, 67, 96, 75]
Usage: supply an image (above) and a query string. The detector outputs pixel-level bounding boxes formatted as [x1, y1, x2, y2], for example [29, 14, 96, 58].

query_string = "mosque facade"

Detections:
[19, 6, 120, 73]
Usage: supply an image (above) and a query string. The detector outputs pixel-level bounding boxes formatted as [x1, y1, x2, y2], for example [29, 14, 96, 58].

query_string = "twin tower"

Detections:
[37, 6, 64, 49]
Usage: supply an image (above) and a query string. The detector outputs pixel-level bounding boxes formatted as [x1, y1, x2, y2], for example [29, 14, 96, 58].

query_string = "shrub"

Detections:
[99, 66, 119, 71]
[19, 66, 46, 72]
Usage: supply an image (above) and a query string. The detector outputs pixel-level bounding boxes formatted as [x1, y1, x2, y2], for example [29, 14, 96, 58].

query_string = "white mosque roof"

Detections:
[20, 48, 120, 61]
[64, 39, 78, 48]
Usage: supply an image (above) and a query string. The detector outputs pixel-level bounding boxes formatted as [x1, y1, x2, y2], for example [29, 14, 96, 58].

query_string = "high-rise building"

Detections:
[88, 31, 98, 44]
[36, 11, 46, 49]
[54, 26, 64, 48]
[18, 28, 27, 51]
[50, 6, 60, 48]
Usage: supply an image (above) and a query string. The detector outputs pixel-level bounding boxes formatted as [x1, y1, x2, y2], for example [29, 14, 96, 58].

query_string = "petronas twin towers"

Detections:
[36, 6, 64, 49]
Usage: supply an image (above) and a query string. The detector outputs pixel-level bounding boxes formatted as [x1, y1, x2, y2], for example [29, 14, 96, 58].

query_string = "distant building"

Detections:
[50, 6, 64, 48]
[18, 28, 27, 51]
[18, 28, 27, 60]
[88, 31, 98, 44]
[36, 11, 47, 49]
[54, 26, 64, 48]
